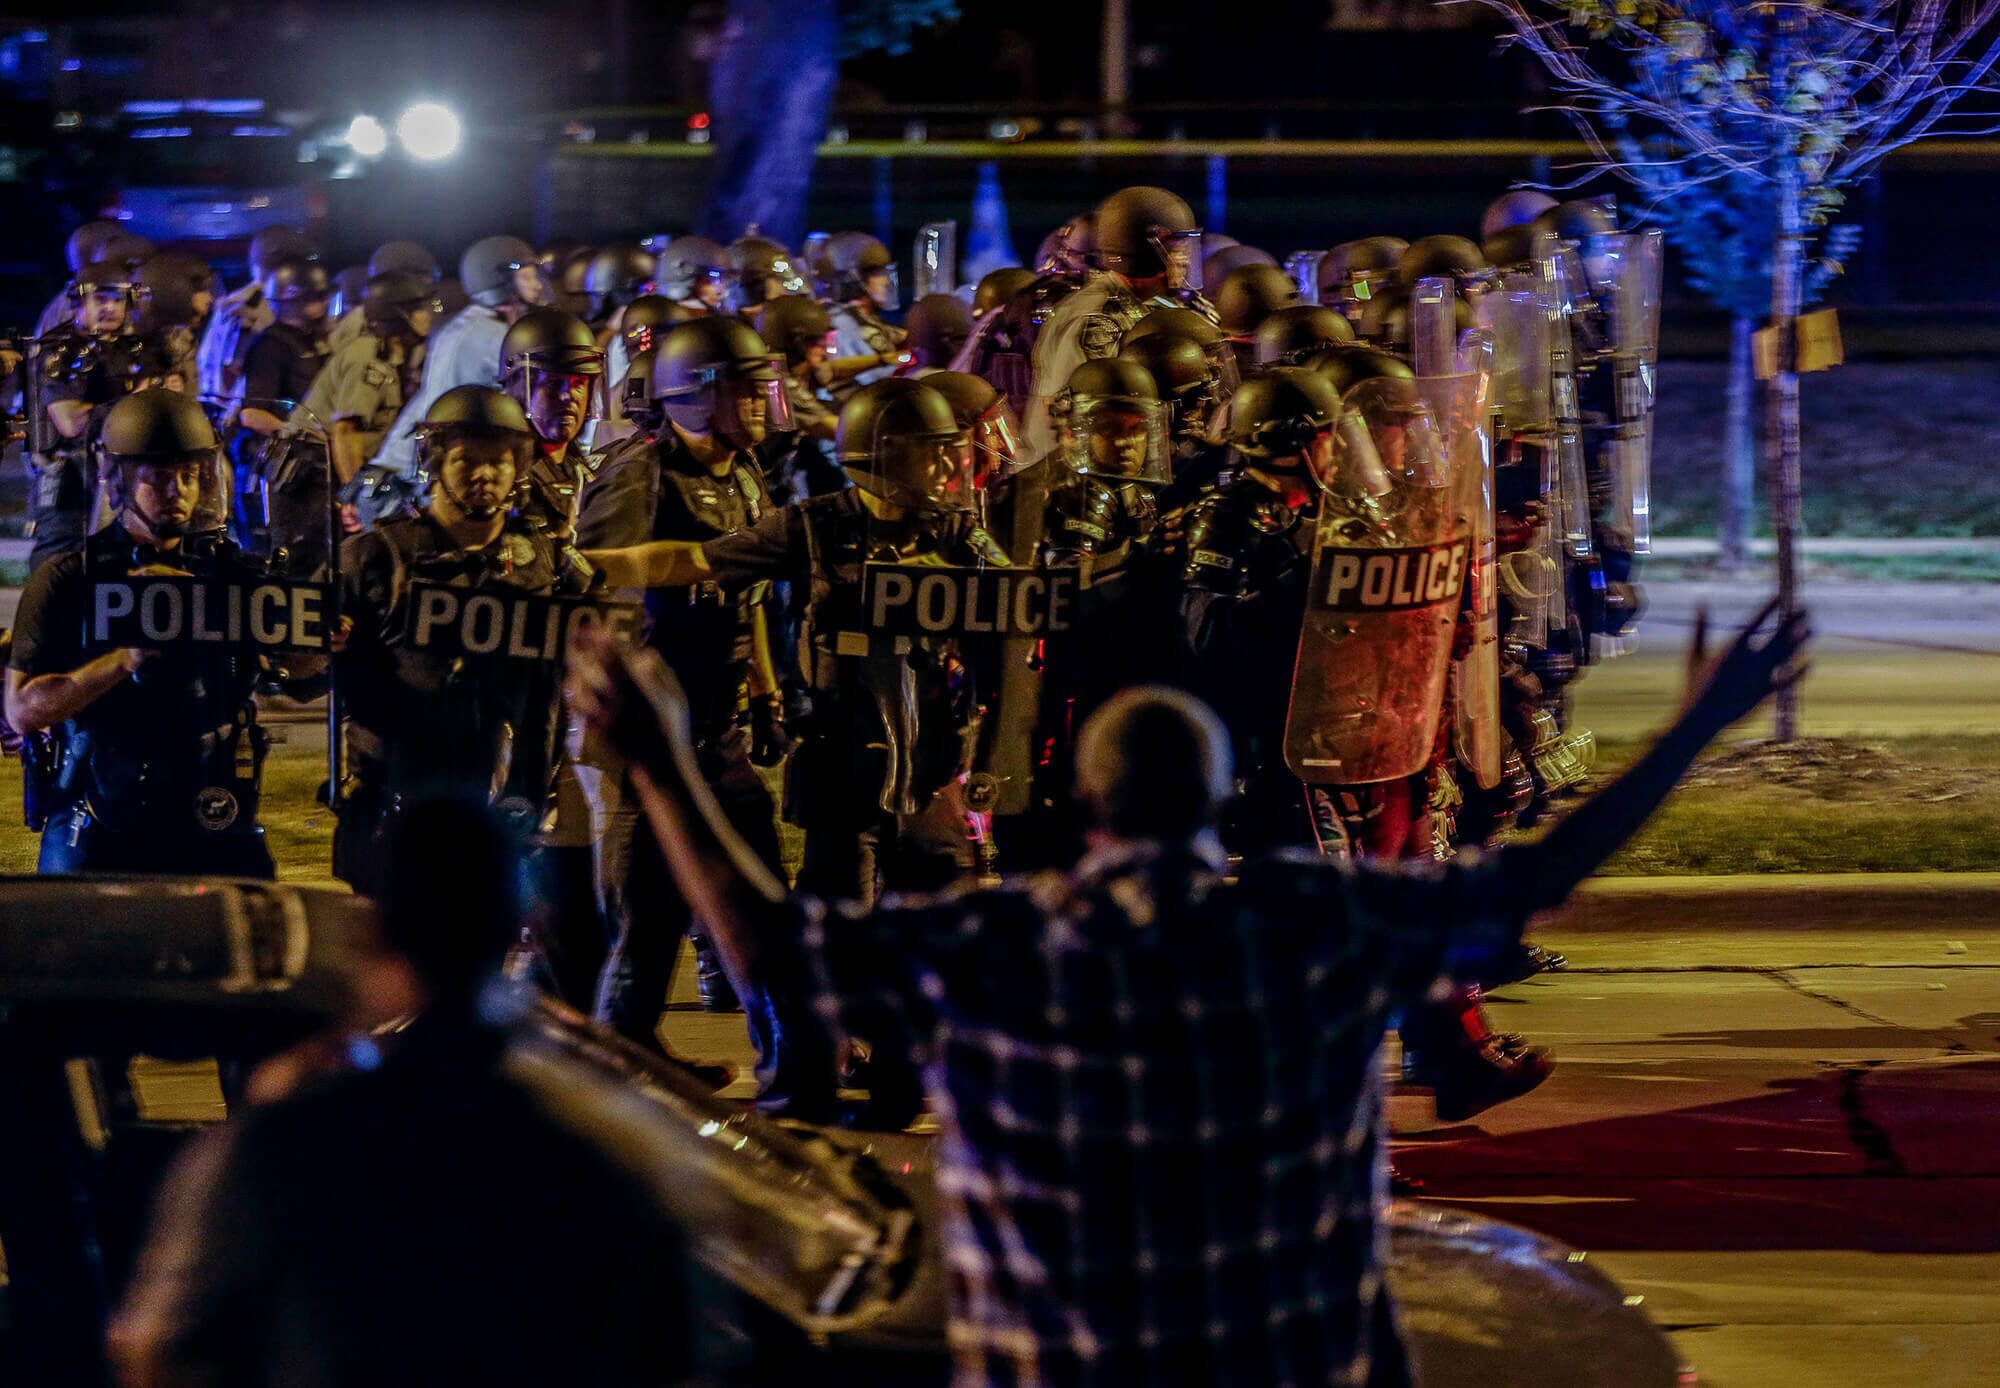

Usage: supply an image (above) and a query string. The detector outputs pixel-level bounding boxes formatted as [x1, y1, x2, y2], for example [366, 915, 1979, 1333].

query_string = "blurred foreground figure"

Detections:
[570, 598, 1807, 1388]
[109, 798, 697, 1388]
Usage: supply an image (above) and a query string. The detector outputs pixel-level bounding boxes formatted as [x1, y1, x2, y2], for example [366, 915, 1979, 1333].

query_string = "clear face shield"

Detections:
[1286, 251, 1326, 307]
[511, 261, 555, 309]
[1315, 407, 1395, 504]
[111, 448, 233, 540]
[79, 284, 136, 336]
[1054, 394, 1171, 486]
[1151, 228, 1204, 291]
[1344, 377, 1450, 492]
[852, 428, 978, 518]
[715, 369, 794, 449]
[966, 398, 1026, 487]
[864, 263, 901, 313]
[519, 356, 605, 449]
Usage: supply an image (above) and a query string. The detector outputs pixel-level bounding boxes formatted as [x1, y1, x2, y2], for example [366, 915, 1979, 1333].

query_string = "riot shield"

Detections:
[1591, 229, 1663, 554]
[1445, 333, 1504, 790]
[912, 221, 959, 301]
[1284, 376, 1465, 786]
[1410, 278, 1459, 381]
[1543, 246, 1595, 562]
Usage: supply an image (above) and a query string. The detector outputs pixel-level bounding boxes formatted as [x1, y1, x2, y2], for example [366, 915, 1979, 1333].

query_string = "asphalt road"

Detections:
[663, 888, 2000, 1388]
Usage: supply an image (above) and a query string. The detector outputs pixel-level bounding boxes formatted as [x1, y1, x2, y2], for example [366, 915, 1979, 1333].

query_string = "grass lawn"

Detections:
[4, 720, 1994, 880]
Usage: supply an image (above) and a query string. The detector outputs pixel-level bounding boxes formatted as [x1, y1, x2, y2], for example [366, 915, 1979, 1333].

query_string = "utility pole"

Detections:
[1101, 0, 1129, 130]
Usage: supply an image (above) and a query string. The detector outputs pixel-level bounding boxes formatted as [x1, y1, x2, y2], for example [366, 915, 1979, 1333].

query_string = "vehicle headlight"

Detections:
[395, 102, 461, 161]
[346, 114, 387, 159]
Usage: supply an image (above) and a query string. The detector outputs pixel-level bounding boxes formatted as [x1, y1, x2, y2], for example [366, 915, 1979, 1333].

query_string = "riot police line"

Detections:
[2, 183, 1660, 1123]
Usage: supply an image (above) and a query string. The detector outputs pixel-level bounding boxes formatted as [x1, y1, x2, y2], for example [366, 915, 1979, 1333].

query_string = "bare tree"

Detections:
[1466, 0, 2000, 737]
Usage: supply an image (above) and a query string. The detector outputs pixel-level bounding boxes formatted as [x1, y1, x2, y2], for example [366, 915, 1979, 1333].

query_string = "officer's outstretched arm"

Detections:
[1515, 598, 1811, 913]
[5, 654, 146, 734]
[580, 540, 712, 590]
[566, 631, 787, 986]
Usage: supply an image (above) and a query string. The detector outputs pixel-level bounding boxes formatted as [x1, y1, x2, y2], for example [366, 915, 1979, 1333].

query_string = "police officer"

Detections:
[658, 235, 731, 317]
[34, 221, 126, 337]
[324, 239, 441, 351]
[817, 233, 905, 392]
[133, 252, 218, 395]
[196, 225, 315, 403]
[361, 235, 552, 523]
[492, 308, 610, 1006]
[27, 260, 152, 569]
[1180, 369, 1554, 1121]
[296, 271, 440, 496]
[230, 257, 334, 556]
[580, 244, 659, 334]
[901, 293, 973, 374]
[329, 386, 583, 896]
[726, 234, 812, 320]
[1027, 187, 1204, 449]
[5, 390, 314, 875]
[572, 316, 805, 1099]
[585, 376, 1003, 1125]
[1213, 263, 1304, 372]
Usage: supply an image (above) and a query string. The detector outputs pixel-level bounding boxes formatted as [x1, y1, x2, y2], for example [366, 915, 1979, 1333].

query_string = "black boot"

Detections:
[1403, 987, 1553, 1123]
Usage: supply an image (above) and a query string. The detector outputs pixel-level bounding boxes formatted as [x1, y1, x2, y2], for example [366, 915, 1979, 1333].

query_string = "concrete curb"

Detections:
[1542, 873, 2000, 934]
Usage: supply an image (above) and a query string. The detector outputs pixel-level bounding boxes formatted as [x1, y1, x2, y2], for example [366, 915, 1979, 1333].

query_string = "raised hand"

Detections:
[1688, 596, 1812, 731]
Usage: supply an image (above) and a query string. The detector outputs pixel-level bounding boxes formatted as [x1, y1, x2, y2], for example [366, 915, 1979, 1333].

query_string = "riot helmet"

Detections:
[1213, 263, 1301, 338]
[134, 253, 216, 332]
[65, 221, 124, 276]
[72, 259, 138, 336]
[582, 244, 659, 321]
[1120, 331, 1222, 439]
[1398, 235, 1494, 295]
[658, 235, 731, 306]
[972, 266, 1037, 317]
[330, 265, 369, 319]
[1035, 212, 1096, 276]
[248, 226, 315, 279]
[535, 237, 590, 283]
[817, 231, 899, 308]
[758, 294, 834, 366]
[1481, 224, 1540, 273]
[362, 270, 443, 340]
[459, 234, 546, 309]
[501, 308, 605, 448]
[1096, 187, 1200, 287]
[641, 315, 791, 448]
[99, 389, 227, 539]
[435, 279, 471, 319]
[1320, 237, 1408, 320]
[369, 240, 440, 280]
[1055, 357, 1169, 485]
[1225, 367, 1377, 499]
[620, 294, 684, 359]
[416, 384, 535, 520]
[1534, 198, 1619, 245]
[1304, 343, 1415, 398]
[726, 235, 811, 312]
[837, 378, 974, 513]
[924, 370, 1025, 484]
[904, 293, 973, 367]
[1481, 190, 1558, 242]
[1201, 243, 1277, 294]
[1124, 305, 1225, 351]
[101, 232, 156, 271]
[264, 256, 331, 329]
[1253, 304, 1356, 366]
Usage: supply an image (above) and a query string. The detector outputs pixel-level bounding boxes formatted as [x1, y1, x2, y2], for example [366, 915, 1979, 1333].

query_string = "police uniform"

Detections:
[195, 282, 272, 403]
[293, 330, 413, 448]
[330, 513, 574, 896]
[363, 304, 511, 516]
[27, 325, 149, 569]
[700, 489, 1004, 905]
[574, 430, 800, 1082]
[1023, 275, 1152, 456]
[7, 527, 280, 876]
[827, 301, 901, 395]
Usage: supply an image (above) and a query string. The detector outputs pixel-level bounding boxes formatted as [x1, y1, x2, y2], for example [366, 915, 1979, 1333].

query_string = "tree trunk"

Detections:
[1766, 172, 1807, 741]
[700, 0, 840, 251]
[1719, 313, 1757, 571]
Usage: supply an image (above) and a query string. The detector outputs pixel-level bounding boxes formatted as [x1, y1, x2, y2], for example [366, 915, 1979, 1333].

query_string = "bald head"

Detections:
[1075, 687, 1234, 842]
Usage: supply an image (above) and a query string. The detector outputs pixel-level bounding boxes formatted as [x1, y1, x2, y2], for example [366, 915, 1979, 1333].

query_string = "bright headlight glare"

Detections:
[346, 113, 387, 158]
[395, 102, 462, 161]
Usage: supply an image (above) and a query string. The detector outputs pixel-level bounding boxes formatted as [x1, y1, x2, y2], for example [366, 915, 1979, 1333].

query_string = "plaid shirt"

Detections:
[800, 838, 1532, 1388]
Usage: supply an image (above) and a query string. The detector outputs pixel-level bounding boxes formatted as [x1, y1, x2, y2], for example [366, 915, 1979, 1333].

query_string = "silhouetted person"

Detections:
[110, 798, 698, 1388]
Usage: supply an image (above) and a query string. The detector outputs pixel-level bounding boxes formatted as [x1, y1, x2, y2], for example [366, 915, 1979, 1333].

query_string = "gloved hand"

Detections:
[749, 692, 793, 767]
